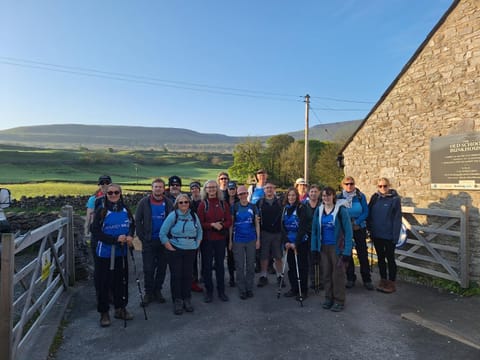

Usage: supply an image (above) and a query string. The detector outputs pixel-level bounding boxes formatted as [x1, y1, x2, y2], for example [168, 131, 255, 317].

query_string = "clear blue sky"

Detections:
[0, 0, 453, 137]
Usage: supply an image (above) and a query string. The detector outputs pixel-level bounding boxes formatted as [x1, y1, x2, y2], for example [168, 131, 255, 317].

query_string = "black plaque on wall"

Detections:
[430, 132, 480, 190]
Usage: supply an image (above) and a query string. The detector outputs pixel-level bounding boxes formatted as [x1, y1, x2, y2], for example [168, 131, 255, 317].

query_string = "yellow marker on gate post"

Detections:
[41, 249, 51, 281]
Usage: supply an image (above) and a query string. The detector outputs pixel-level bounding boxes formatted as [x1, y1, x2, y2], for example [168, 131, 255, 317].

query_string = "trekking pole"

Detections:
[277, 248, 289, 299]
[122, 243, 127, 328]
[129, 247, 148, 320]
[293, 248, 303, 307]
[314, 263, 320, 295]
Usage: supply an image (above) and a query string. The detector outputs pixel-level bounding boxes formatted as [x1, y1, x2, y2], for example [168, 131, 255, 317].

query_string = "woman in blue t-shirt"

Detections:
[281, 187, 308, 300]
[91, 184, 135, 327]
[229, 185, 260, 300]
[311, 187, 353, 312]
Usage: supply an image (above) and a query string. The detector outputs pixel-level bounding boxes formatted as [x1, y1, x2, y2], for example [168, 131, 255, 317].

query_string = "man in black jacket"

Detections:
[135, 178, 174, 305]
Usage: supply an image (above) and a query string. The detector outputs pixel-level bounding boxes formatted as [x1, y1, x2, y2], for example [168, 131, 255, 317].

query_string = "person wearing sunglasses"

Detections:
[160, 194, 202, 315]
[367, 178, 402, 294]
[85, 175, 112, 253]
[337, 176, 373, 290]
[91, 184, 135, 327]
[135, 178, 174, 306]
[166, 175, 183, 202]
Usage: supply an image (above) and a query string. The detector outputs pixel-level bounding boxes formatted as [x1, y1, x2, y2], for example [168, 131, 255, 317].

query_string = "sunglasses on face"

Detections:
[107, 191, 120, 195]
[219, 177, 229, 181]
[344, 183, 354, 186]
[228, 187, 236, 191]
[177, 201, 189, 205]
[378, 185, 388, 188]
[170, 184, 180, 187]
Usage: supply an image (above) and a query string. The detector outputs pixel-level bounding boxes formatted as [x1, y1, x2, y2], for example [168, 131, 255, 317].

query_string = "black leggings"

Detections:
[373, 237, 397, 281]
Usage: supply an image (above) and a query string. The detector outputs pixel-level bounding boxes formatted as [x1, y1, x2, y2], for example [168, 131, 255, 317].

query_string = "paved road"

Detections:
[44, 251, 480, 360]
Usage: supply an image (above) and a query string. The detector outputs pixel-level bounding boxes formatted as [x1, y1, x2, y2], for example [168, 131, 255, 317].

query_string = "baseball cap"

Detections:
[227, 181, 237, 190]
[168, 175, 182, 186]
[295, 178, 307, 185]
[98, 175, 112, 185]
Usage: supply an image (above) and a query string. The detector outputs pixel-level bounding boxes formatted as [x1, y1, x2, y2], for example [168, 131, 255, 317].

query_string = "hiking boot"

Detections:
[239, 292, 247, 300]
[277, 276, 286, 288]
[364, 281, 374, 291]
[284, 289, 297, 298]
[183, 298, 194, 312]
[257, 276, 268, 287]
[345, 280, 355, 289]
[382, 280, 396, 294]
[376, 279, 388, 292]
[191, 281, 203, 293]
[100, 312, 111, 327]
[141, 293, 154, 307]
[330, 303, 344, 312]
[155, 290, 166, 303]
[218, 292, 229, 302]
[114, 308, 133, 320]
[322, 300, 333, 309]
[246, 290, 254, 298]
[204, 292, 213, 303]
[173, 299, 183, 315]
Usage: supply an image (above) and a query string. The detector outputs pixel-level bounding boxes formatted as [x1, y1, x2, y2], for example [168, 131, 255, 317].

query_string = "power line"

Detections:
[0, 56, 374, 107]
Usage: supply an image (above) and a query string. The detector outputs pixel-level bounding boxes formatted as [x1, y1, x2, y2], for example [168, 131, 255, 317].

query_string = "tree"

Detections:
[278, 142, 304, 186]
[229, 139, 264, 183]
[311, 142, 344, 189]
[264, 134, 295, 182]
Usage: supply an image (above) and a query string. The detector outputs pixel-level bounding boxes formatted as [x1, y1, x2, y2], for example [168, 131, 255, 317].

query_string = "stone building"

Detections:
[339, 0, 480, 283]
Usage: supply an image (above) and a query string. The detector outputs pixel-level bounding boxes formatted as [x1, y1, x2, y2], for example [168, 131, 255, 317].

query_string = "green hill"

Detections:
[0, 121, 361, 151]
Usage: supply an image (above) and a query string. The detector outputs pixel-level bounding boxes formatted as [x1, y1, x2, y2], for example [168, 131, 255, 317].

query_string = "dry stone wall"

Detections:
[342, 0, 480, 282]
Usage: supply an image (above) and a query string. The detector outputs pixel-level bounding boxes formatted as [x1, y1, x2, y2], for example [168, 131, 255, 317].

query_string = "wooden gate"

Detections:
[0, 206, 75, 360]
[396, 205, 469, 288]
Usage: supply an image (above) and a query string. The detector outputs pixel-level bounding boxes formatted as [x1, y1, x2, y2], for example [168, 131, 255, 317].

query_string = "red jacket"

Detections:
[197, 197, 232, 241]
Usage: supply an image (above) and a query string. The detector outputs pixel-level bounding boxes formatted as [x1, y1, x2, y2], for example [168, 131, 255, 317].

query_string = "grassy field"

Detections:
[0, 144, 233, 198]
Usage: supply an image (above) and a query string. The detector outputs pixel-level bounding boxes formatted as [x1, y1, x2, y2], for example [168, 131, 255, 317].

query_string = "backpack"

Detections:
[232, 202, 256, 224]
[203, 198, 226, 213]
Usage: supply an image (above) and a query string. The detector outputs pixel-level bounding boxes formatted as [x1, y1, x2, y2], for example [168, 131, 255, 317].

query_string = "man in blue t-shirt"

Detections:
[135, 178, 174, 305]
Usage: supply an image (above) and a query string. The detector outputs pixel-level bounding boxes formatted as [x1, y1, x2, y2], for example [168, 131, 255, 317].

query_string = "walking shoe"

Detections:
[381, 280, 396, 294]
[141, 293, 154, 307]
[330, 303, 344, 312]
[204, 292, 213, 303]
[173, 299, 184, 315]
[100, 312, 111, 327]
[283, 289, 298, 298]
[376, 279, 388, 292]
[277, 276, 286, 288]
[183, 298, 194, 312]
[218, 292, 229, 302]
[257, 276, 268, 287]
[246, 290, 254, 298]
[322, 300, 334, 309]
[155, 290, 166, 303]
[239, 292, 247, 300]
[191, 281, 203, 293]
[364, 281, 374, 291]
[345, 280, 355, 289]
[114, 308, 133, 320]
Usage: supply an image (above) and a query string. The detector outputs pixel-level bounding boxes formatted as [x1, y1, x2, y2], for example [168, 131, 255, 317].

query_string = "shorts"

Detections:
[260, 231, 282, 261]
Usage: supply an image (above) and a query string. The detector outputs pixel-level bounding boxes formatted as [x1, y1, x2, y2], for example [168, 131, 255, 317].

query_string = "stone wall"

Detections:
[342, 0, 480, 282]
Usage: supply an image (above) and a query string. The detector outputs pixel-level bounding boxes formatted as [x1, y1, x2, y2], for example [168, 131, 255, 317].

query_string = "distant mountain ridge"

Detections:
[0, 121, 361, 151]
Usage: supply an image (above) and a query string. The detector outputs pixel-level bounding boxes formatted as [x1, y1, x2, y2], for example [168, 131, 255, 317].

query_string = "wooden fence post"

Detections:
[62, 205, 75, 286]
[0, 233, 15, 360]
[460, 205, 469, 288]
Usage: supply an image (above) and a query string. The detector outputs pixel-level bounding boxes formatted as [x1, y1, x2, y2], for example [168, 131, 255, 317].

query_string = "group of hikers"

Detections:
[85, 169, 402, 327]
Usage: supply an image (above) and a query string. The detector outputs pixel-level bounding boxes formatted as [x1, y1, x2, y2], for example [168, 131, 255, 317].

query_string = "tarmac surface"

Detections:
[22, 251, 480, 360]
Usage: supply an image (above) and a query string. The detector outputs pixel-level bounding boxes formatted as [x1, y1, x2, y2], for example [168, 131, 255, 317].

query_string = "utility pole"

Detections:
[304, 94, 310, 183]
